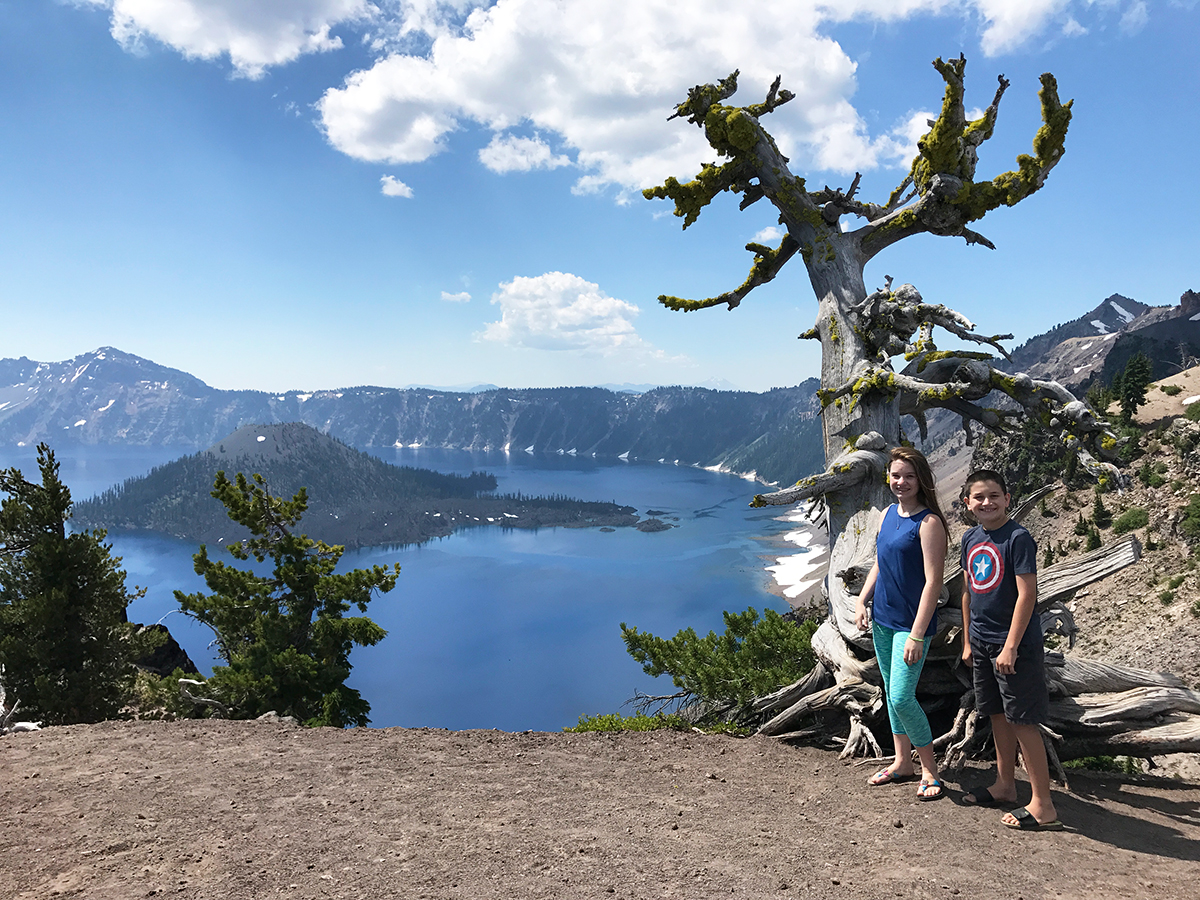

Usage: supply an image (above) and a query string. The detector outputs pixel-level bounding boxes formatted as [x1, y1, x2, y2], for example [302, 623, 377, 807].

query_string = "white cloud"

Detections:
[83, 0, 374, 79]
[441, 290, 471, 302]
[478, 134, 571, 173]
[318, 0, 1100, 195]
[1061, 16, 1088, 35]
[753, 226, 785, 243]
[380, 174, 414, 196]
[972, 0, 1074, 55]
[78, 1, 1117, 188]
[478, 271, 665, 357]
[319, 0, 961, 194]
[1119, 1, 1149, 33]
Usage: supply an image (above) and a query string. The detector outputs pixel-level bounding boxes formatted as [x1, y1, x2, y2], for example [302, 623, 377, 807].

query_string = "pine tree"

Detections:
[174, 471, 399, 727]
[1118, 352, 1153, 424]
[0, 444, 154, 724]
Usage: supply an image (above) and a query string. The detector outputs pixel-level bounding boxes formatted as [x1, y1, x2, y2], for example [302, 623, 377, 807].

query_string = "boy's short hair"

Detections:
[962, 469, 1008, 498]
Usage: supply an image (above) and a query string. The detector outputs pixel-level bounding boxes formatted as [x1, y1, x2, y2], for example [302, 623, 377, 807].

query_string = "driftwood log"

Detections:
[0, 667, 40, 735]
[758, 503, 1200, 765]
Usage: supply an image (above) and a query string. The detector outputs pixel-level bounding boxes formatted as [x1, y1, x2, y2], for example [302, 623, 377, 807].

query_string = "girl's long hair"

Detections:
[888, 446, 950, 538]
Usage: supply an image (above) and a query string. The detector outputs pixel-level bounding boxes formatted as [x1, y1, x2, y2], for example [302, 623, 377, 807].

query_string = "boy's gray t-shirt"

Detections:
[960, 519, 1041, 646]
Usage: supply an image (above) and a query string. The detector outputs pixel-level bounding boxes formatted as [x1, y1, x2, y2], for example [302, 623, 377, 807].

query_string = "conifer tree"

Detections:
[0, 444, 154, 724]
[174, 471, 399, 727]
[1117, 351, 1153, 424]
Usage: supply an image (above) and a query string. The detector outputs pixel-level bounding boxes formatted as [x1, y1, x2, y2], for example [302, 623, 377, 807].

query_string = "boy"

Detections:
[959, 470, 1062, 831]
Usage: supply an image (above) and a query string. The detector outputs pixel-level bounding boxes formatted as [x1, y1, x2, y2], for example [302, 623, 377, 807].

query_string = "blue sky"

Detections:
[1, 1, 1197, 392]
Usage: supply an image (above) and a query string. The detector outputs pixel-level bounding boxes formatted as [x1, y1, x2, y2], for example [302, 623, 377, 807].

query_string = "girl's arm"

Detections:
[904, 514, 947, 665]
[853, 560, 880, 632]
[853, 510, 888, 632]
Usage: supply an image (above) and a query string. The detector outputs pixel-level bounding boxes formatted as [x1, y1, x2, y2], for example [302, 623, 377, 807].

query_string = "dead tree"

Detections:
[0, 667, 40, 735]
[647, 58, 1195, 761]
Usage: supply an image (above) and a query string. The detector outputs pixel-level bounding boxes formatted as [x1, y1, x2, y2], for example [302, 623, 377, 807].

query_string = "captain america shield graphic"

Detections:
[966, 543, 1004, 593]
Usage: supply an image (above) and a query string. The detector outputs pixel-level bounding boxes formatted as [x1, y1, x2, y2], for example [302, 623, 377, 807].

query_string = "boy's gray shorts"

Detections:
[971, 639, 1049, 725]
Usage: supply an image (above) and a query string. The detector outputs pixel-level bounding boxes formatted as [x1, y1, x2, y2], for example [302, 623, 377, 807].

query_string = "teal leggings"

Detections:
[872, 621, 933, 748]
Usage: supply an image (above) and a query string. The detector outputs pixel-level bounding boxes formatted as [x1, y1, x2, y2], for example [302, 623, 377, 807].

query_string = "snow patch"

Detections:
[0, 402, 8, 411]
[1073, 366, 1085, 374]
[1079, 342, 1093, 351]
[256, 435, 266, 442]
[296, 393, 312, 402]
[1183, 395, 1200, 406]
[1090, 320, 1110, 334]
[1109, 301, 1135, 323]
[71, 363, 90, 382]
[1104, 332, 1118, 341]
[96, 399, 115, 413]
[73, 419, 86, 427]
[764, 505, 830, 607]
[1191, 312, 1200, 322]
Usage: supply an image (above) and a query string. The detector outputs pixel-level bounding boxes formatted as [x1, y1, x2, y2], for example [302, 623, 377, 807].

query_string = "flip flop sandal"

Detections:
[868, 768, 914, 786]
[963, 787, 1004, 806]
[917, 778, 944, 801]
[1003, 807, 1064, 831]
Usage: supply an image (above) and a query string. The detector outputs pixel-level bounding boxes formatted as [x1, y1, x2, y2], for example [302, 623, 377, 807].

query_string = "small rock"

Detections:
[894, 818, 904, 828]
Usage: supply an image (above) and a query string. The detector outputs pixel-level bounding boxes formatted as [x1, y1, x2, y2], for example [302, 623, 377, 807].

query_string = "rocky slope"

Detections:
[0, 348, 825, 486]
[1008, 289, 1200, 389]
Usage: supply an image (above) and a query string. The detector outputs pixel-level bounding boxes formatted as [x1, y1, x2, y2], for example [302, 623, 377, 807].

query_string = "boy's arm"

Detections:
[961, 588, 972, 665]
[996, 572, 1038, 675]
[960, 535, 972, 665]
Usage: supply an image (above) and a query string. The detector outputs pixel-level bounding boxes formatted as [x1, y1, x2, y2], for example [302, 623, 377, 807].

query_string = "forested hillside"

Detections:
[73, 423, 638, 548]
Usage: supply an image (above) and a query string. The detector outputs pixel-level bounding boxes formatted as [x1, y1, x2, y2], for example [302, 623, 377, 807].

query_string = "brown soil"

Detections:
[4, 720, 1200, 900]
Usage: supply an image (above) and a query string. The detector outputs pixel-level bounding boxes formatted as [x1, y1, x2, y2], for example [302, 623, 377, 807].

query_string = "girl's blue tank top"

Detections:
[873, 504, 937, 636]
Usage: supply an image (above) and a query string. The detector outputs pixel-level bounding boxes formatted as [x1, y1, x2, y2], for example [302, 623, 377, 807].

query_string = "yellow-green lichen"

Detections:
[912, 349, 992, 373]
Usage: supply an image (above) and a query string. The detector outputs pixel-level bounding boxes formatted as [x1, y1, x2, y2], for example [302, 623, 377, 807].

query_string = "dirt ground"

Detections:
[3, 720, 1199, 900]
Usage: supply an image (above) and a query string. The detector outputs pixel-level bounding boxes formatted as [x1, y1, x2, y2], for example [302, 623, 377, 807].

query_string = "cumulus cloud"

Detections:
[380, 174, 414, 197]
[82, 0, 374, 78]
[78, 1, 1116, 188]
[478, 272, 665, 357]
[973, 0, 1074, 55]
[441, 290, 471, 302]
[753, 226, 785, 243]
[478, 134, 571, 174]
[318, 0, 1105, 195]
[319, 0, 961, 194]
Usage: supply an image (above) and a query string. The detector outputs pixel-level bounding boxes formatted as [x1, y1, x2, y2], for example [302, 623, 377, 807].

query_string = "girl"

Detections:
[853, 446, 949, 801]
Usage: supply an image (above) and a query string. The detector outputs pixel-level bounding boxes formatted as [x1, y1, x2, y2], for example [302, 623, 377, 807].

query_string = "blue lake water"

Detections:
[0, 445, 794, 731]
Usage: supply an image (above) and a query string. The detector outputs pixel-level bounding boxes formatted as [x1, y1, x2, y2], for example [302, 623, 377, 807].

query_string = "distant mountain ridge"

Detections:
[0, 348, 825, 486]
[1006, 290, 1200, 389]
